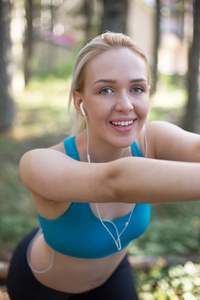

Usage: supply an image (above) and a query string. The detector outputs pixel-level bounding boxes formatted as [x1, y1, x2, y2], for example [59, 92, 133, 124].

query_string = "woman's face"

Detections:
[78, 47, 150, 149]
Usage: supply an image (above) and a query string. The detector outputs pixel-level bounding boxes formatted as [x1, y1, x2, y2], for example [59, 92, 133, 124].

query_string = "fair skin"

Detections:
[19, 47, 200, 293]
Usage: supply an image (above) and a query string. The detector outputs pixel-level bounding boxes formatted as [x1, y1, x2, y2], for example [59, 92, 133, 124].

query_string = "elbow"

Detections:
[192, 144, 200, 162]
[19, 151, 31, 189]
[108, 174, 122, 203]
[195, 146, 200, 162]
[19, 149, 38, 190]
[105, 159, 129, 203]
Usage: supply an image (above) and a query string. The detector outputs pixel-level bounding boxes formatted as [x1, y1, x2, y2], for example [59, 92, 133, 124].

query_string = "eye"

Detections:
[131, 86, 144, 94]
[99, 87, 114, 95]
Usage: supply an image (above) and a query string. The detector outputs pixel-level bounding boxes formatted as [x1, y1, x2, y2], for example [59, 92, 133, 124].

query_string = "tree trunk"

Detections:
[99, 0, 128, 34]
[24, 0, 33, 86]
[84, 0, 92, 41]
[151, 0, 161, 95]
[183, 0, 200, 132]
[0, 0, 15, 132]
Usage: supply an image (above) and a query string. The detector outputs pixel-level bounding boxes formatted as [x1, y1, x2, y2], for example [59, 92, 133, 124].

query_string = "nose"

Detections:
[115, 91, 133, 113]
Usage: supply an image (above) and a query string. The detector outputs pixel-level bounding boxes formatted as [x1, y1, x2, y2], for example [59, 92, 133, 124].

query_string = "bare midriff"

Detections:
[30, 234, 128, 293]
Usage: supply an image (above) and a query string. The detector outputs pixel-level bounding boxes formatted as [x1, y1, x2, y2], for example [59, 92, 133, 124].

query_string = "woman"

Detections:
[7, 32, 200, 300]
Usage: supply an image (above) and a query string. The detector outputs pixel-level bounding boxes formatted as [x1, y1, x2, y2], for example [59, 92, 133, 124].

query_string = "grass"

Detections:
[0, 74, 200, 298]
[134, 260, 200, 299]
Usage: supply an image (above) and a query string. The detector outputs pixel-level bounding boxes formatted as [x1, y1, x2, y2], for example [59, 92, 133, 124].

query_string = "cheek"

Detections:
[89, 103, 110, 121]
[87, 107, 107, 127]
[136, 100, 150, 118]
[144, 101, 150, 115]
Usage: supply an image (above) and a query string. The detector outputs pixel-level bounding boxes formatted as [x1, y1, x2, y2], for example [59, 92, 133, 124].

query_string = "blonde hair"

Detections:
[69, 32, 150, 136]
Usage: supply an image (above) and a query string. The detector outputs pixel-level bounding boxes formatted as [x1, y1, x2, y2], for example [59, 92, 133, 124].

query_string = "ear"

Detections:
[73, 91, 86, 116]
[148, 86, 151, 94]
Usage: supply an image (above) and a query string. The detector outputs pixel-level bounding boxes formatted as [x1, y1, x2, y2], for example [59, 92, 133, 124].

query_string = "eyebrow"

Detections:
[130, 78, 147, 83]
[93, 78, 147, 85]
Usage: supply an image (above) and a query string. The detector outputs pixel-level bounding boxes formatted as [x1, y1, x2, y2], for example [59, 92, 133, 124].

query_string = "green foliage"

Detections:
[159, 74, 187, 92]
[34, 51, 76, 79]
[135, 261, 200, 299]
[129, 203, 200, 257]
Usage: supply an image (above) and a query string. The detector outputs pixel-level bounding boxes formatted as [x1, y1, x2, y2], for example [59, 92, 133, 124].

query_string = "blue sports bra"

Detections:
[38, 137, 151, 259]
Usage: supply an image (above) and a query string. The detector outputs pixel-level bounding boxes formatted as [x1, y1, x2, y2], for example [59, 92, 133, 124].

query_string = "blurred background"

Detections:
[0, 0, 200, 299]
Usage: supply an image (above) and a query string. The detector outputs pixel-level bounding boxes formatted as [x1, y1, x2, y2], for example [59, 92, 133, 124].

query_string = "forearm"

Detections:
[111, 157, 200, 204]
[19, 149, 200, 204]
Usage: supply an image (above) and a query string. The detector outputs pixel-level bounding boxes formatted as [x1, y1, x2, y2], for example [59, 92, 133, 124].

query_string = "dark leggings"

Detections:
[7, 229, 139, 300]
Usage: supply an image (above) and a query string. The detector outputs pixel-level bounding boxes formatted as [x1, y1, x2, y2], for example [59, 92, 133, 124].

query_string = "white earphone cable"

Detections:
[82, 112, 148, 250]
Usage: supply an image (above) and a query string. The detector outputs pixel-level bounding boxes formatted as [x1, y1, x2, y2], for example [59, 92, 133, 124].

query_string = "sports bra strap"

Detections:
[64, 136, 80, 160]
[64, 137, 143, 159]
[131, 141, 143, 157]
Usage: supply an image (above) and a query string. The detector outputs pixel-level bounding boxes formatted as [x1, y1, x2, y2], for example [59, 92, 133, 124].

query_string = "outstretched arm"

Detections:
[19, 148, 200, 204]
[112, 157, 200, 204]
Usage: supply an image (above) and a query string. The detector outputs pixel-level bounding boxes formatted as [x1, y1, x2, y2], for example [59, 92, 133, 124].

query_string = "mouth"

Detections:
[110, 120, 134, 127]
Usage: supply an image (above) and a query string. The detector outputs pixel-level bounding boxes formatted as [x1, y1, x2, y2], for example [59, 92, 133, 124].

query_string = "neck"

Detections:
[76, 126, 136, 163]
[84, 133, 133, 163]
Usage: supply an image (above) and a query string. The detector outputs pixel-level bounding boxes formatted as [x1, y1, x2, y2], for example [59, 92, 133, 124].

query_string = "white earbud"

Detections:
[80, 102, 86, 117]
[80, 102, 90, 162]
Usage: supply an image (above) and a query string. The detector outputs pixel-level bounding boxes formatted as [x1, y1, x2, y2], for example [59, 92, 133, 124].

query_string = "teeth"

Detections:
[111, 120, 133, 127]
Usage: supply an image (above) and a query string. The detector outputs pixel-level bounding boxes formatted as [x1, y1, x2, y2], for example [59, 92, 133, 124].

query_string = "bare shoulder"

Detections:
[49, 141, 66, 153]
[147, 120, 181, 133]
[146, 121, 200, 161]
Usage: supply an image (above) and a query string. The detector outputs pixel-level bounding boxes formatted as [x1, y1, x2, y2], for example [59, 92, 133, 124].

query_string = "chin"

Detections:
[110, 136, 137, 149]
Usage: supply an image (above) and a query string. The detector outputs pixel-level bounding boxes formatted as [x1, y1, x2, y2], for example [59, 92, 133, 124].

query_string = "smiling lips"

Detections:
[111, 120, 134, 127]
